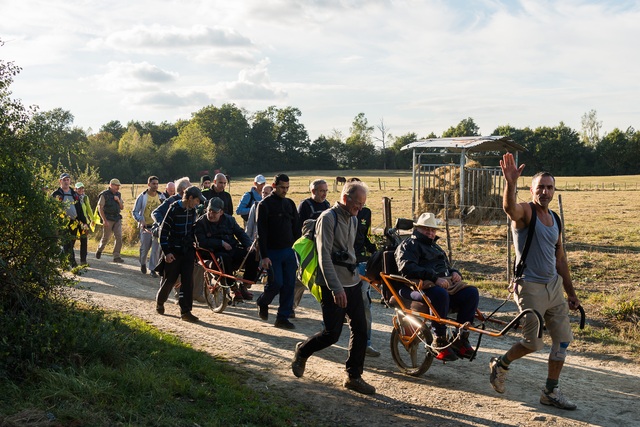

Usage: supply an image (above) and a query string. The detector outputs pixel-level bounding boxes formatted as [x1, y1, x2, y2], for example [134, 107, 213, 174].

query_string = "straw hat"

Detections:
[413, 212, 443, 229]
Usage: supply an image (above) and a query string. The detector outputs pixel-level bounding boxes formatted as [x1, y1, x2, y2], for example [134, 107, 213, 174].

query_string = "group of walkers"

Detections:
[52, 157, 581, 408]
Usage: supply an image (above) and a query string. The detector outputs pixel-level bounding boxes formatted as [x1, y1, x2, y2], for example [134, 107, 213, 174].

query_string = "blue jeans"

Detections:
[257, 247, 297, 320]
[423, 285, 479, 336]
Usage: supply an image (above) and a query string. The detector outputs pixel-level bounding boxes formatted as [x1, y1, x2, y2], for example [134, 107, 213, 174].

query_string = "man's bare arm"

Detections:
[500, 153, 529, 229]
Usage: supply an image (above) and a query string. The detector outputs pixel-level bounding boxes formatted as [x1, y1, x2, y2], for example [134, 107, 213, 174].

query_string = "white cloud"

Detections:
[129, 91, 214, 108]
[86, 61, 178, 91]
[89, 24, 253, 53]
[223, 59, 287, 100]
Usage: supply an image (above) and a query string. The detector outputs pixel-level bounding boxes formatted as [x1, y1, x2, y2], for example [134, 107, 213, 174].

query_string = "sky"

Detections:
[2, 0, 640, 142]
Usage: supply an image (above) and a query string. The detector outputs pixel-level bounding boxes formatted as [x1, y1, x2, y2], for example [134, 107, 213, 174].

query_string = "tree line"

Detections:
[33, 102, 640, 183]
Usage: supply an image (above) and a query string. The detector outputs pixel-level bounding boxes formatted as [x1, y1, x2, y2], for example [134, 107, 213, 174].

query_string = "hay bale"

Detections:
[418, 159, 498, 224]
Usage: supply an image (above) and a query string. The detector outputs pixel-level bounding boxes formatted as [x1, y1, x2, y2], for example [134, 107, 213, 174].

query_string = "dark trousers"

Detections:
[79, 235, 88, 263]
[424, 285, 480, 336]
[256, 247, 296, 320]
[156, 251, 195, 314]
[63, 225, 77, 267]
[218, 247, 259, 283]
[298, 282, 367, 379]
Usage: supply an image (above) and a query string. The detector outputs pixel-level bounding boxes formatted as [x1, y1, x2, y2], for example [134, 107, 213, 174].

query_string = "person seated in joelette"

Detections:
[194, 197, 258, 300]
[394, 212, 479, 361]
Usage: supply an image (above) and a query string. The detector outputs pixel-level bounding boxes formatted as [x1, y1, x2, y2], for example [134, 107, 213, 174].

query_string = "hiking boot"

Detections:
[451, 331, 474, 359]
[366, 346, 381, 357]
[540, 387, 577, 410]
[274, 318, 295, 330]
[434, 337, 458, 362]
[95, 251, 102, 259]
[257, 303, 268, 320]
[291, 342, 307, 378]
[343, 377, 376, 395]
[181, 312, 199, 323]
[489, 357, 508, 394]
[141, 264, 147, 274]
[156, 303, 165, 315]
[113, 257, 124, 263]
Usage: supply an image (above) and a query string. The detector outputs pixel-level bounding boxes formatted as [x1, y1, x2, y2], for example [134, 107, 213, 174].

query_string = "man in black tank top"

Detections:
[489, 153, 581, 410]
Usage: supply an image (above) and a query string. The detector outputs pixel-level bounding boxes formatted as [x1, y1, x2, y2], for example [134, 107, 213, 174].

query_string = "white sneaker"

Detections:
[489, 357, 508, 394]
[540, 387, 577, 410]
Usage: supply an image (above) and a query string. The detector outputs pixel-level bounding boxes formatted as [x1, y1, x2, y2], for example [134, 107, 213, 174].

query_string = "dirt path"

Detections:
[71, 257, 640, 427]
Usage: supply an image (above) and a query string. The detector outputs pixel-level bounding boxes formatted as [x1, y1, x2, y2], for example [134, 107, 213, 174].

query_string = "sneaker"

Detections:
[489, 357, 508, 394]
[366, 346, 381, 357]
[452, 331, 474, 359]
[257, 303, 268, 320]
[540, 387, 577, 410]
[95, 251, 102, 259]
[156, 303, 165, 315]
[141, 264, 147, 274]
[343, 377, 376, 395]
[113, 257, 124, 263]
[150, 271, 158, 278]
[434, 337, 458, 362]
[181, 312, 199, 323]
[274, 318, 295, 330]
[291, 342, 307, 378]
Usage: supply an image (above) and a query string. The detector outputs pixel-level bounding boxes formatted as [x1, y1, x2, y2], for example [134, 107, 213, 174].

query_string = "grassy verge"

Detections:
[0, 303, 304, 427]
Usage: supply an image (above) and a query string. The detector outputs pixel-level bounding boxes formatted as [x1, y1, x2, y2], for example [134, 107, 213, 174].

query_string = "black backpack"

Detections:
[364, 249, 385, 282]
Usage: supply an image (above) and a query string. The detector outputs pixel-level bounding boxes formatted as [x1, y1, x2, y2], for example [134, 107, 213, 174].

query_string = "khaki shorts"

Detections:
[514, 275, 573, 351]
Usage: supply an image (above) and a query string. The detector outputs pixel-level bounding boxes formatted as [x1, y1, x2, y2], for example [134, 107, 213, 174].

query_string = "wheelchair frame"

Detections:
[195, 246, 257, 314]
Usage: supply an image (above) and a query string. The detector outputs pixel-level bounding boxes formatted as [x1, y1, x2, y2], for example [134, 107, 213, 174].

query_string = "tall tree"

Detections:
[389, 132, 418, 169]
[192, 104, 251, 174]
[345, 113, 376, 169]
[28, 108, 87, 169]
[100, 120, 126, 140]
[580, 109, 602, 147]
[374, 118, 390, 170]
[442, 117, 480, 137]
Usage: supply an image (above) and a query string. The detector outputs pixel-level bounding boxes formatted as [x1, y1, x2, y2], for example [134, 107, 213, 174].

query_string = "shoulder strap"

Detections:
[306, 198, 316, 214]
[550, 209, 562, 234]
[513, 202, 537, 279]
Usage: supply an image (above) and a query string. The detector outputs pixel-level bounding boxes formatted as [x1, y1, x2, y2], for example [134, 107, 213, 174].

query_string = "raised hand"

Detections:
[500, 153, 525, 185]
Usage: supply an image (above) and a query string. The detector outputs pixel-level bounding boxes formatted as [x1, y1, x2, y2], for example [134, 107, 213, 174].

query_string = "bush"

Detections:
[0, 44, 76, 378]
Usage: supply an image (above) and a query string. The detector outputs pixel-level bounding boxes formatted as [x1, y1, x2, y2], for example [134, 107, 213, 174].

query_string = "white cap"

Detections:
[254, 174, 266, 184]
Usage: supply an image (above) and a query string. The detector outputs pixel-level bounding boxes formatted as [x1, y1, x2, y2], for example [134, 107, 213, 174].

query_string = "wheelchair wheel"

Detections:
[203, 262, 228, 313]
[390, 324, 434, 377]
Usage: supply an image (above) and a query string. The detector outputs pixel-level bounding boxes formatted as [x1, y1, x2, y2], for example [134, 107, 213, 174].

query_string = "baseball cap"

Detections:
[207, 197, 224, 212]
[60, 173, 70, 180]
[75, 182, 85, 189]
[184, 185, 205, 203]
[254, 174, 266, 184]
[109, 178, 121, 186]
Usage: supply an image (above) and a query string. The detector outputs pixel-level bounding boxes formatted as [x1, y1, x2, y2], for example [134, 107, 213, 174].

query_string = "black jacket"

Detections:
[201, 189, 233, 216]
[194, 213, 251, 253]
[395, 229, 461, 283]
[257, 193, 301, 257]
